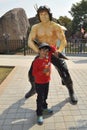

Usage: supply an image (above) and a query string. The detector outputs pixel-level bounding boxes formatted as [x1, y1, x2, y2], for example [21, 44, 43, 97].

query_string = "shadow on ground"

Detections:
[0, 97, 68, 130]
[0, 97, 87, 129]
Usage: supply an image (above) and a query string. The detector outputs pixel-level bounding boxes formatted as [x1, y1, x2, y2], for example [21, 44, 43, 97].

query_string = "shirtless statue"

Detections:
[25, 5, 78, 104]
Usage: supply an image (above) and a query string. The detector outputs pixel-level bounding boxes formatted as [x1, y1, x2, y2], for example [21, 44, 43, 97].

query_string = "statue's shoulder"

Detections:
[32, 23, 40, 28]
[51, 21, 61, 29]
[32, 23, 41, 30]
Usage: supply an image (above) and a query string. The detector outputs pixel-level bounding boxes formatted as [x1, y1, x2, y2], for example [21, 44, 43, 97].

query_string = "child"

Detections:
[32, 43, 56, 125]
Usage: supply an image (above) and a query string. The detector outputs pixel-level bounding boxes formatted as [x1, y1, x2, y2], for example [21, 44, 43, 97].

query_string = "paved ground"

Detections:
[0, 55, 87, 130]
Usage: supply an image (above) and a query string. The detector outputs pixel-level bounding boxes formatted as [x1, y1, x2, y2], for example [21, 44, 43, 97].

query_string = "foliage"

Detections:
[69, 0, 87, 34]
[57, 16, 72, 38]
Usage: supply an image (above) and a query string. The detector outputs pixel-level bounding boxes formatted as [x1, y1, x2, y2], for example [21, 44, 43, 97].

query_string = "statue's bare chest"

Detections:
[37, 26, 54, 37]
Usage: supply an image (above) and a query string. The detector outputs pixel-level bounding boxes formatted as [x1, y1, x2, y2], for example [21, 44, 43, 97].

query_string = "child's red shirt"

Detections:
[32, 46, 56, 84]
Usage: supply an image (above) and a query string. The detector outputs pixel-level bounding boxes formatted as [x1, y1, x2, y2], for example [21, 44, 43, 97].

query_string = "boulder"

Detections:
[0, 8, 30, 40]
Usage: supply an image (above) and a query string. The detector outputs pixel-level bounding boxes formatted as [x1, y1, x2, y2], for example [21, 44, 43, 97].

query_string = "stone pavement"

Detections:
[0, 55, 87, 130]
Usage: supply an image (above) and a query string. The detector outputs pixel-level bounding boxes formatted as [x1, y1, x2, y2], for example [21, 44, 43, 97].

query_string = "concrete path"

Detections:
[0, 55, 87, 130]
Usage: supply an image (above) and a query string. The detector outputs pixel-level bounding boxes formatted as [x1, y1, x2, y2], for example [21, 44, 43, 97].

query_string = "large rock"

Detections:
[0, 8, 30, 40]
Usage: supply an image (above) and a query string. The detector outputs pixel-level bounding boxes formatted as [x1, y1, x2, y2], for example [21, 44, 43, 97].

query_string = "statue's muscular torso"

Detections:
[29, 21, 67, 53]
[35, 21, 61, 46]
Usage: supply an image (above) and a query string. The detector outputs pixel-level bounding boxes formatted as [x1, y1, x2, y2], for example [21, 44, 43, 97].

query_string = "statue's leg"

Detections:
[25, 56, 39, 99]
[51, 55, 78, 104]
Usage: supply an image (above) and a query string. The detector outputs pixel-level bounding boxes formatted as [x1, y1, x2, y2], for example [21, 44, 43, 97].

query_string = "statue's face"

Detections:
[39, 11, 50, 22]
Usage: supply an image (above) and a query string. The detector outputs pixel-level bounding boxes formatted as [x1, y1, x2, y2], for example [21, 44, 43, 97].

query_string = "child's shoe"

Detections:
[43, 108, 53, 115]
[37, 116, 43, 125]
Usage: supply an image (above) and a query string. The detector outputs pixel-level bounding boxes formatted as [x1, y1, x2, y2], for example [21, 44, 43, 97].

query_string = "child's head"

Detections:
[39, 43, 51, 58]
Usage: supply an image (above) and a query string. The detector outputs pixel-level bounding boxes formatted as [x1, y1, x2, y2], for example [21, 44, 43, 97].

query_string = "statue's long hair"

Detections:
[36, 5, 52, 21]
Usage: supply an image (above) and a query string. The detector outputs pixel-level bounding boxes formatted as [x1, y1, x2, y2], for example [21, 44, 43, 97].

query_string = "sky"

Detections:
[0, 0, 82, 19]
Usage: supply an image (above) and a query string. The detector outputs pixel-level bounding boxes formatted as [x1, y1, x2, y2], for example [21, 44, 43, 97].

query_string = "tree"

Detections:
[57, 16, 72, 38]
[69, 0, 87, 34]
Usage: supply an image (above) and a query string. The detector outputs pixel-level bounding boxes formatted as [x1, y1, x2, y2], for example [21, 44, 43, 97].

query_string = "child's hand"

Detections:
[43, 68, 50, 73]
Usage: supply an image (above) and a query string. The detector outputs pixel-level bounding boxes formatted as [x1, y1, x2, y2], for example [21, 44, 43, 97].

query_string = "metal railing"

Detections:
[0, 39, 25, 54]
[65, 39, 87, 54]
[0, 39, 87, 55]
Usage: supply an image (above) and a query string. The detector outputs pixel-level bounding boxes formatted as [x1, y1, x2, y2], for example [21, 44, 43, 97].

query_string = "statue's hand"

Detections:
[53, 50, 59, 58]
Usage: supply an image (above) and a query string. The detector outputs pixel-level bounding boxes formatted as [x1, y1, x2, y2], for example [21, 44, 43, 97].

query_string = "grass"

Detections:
[0, 66, 14, 84]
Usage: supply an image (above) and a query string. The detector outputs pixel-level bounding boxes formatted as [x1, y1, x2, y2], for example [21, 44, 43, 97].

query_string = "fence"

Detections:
[0, 39, 87, 55]
[0, 39, 24, 54]
[65, 39, 87, 54]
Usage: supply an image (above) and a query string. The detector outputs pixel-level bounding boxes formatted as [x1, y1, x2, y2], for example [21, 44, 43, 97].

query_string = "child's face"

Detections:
[39, 48, 49, 58]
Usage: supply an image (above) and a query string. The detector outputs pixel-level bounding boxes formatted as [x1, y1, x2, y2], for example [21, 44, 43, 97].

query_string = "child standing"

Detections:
[32, 43, 56, 125]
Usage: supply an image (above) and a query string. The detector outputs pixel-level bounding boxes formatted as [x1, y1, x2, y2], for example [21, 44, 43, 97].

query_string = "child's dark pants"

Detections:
[35, 82, 49, 116]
